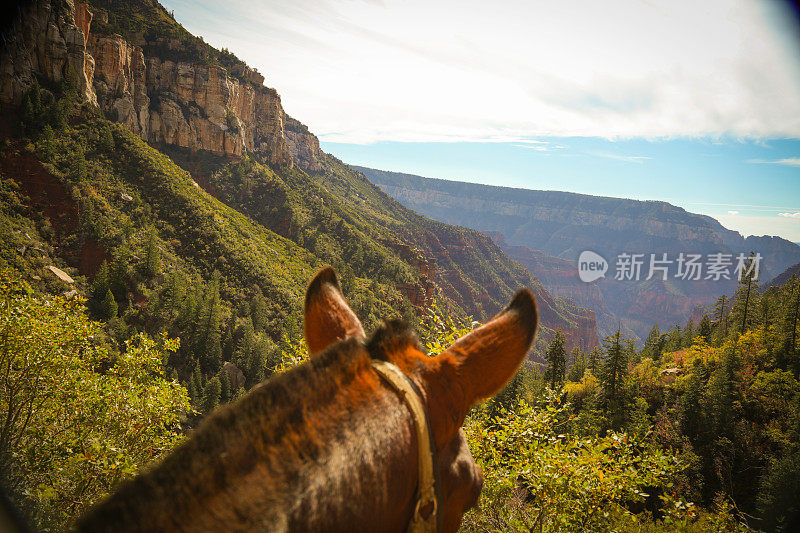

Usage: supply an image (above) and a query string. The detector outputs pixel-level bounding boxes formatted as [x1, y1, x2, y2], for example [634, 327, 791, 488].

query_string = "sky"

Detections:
[160, 0, 800, 241]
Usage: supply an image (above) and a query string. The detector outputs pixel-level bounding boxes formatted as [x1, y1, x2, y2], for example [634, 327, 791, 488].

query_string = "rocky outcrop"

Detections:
[221, 361, 246, 390]
[1, 0, 297, 166]
[89, 34, 149, 135]
[88, 33, 292, 164]
[284, 116, 324, 172]
[73, 2, 92, 45]
[379, 237, 437, 307]
[0, 0, 97, 105]
[489, 231, 623, 341]
[45, 264, 75, 283]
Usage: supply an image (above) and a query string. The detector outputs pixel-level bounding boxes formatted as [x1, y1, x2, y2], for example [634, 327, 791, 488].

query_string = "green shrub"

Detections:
[0, 272, 190, 530]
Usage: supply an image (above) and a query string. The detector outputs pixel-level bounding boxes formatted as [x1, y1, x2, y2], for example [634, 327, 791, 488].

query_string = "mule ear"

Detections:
[304, 267, 365, 355]
[439, 289, 538, 405]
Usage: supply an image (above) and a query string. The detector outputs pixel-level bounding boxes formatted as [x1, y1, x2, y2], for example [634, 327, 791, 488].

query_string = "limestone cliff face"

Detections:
[365, 168, 800, 281]
[0, 0, 97, 106]
[0, 0, 598, 352]
[375, 182, 724, 247]
[488, 232, 621, 341]
[284, 116, 324, 172]
[0, 0, 329, 169]
[87, 33, 292, 164]
[89, 34, 149, 136]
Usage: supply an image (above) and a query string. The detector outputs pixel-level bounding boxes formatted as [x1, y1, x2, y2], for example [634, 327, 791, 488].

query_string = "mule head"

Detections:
[304, 266, 538, 533]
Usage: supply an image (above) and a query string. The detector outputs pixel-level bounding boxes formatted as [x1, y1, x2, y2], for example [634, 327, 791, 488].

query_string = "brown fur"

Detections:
[303, 267, 365, 354]
[77, 267, 538, 533]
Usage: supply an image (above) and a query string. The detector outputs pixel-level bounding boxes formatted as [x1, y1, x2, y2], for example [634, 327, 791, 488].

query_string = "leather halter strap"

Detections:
[371, 360, 438, 533]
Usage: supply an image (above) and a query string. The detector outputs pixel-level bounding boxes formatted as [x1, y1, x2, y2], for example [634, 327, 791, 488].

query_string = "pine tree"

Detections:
[778, 274, 800, 364]
[698, 314, 712, 341]
[678, 360, 709, 445]
[186, 377, 197, 403]
[713, 294, 730, 343]
[599, 329, 631, 429]
[91, 261, 111, 303]
[191, 365, 203, 406]
[175, 284, 200, 333]
[708, 341, 741, 437]
[111, 316, 128, 342]
[730, 254, 760, 336]
[246, 337, 271, 386]
[588, 347, 601, 372]
[201, 376, 221, 413]
[759, 298, 775, 359]
[544, 330, 567, 390]
[222, 313, 238, 360]
[99, 289, 118, 320]
[684, 319, 695, 347]
[20, 79, 45, 135]
[47, 96, 70, 130]
[203, 314, 223, 375]
[790, 276, 800, 356]
[233, 317, 255, 371]
[99, 126, 115, 153]
[249, 286, 269, 332]
[109, 257, 130, 311]
[567, 347, 587, 382]
[641, 324, 662, 359]
[665, 324, 683, 352]
[194, 274, 223, 374]
[143, 228, 162, 278]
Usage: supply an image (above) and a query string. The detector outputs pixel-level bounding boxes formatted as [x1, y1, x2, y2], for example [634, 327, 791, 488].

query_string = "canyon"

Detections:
[0, 0, 599, 353]
[358, 166, 800, 341]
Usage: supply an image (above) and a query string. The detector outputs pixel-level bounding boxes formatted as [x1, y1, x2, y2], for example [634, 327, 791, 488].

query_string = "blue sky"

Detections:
[323, 137, 800, 240]
[160, 0, 800, 241]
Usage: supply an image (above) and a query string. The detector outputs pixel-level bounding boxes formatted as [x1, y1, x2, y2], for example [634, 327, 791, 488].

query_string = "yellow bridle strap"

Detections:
[371, 360, 438, 533]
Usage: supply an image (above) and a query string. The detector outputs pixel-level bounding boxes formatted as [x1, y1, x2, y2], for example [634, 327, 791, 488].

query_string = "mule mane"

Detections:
[255, 318, 421, 417]
[367, 319, 423, 362]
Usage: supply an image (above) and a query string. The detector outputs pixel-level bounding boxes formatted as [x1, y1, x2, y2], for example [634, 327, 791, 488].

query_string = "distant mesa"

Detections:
[357, 165, 800, 342]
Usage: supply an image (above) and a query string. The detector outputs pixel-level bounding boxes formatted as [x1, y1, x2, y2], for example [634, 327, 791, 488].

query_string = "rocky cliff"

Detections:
[765, 261, 800, 289]
[0, 0, 327, 169]
[488, 231, 623, 341]
[88, 32, 293, 164]
[0, 0, 97, 105]
[359, 166, 800, 342]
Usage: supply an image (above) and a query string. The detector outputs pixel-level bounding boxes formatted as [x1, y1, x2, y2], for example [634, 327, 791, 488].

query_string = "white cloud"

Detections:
[512, 142, 565, 152]
[715, 214, 800, 241]
[164, 0, 800, 144]
[728, 210, 740, 215]
[691, 202, 800, 211]
[515, 145, 549, 152]
[748, 157, 800, 166]
[779, 212, 800, 219]
[591, 152, 652, 163]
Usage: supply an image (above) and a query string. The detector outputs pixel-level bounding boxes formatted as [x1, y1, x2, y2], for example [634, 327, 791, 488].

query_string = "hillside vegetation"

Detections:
[469, 261, 800, 531]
